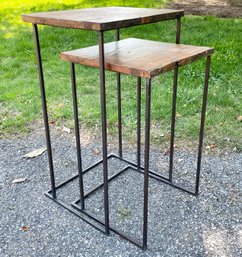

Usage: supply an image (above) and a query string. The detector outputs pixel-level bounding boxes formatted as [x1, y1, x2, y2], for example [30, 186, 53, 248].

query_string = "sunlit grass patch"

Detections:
[0, 1, 241, 150]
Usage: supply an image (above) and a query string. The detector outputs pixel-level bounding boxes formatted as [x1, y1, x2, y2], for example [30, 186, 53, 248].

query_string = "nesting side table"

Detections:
[22, 7, 213, 249]
[61, 38, 213, 248]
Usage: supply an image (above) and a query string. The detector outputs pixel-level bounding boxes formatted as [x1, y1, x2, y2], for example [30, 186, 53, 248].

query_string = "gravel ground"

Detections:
[0, 127, 241, 257]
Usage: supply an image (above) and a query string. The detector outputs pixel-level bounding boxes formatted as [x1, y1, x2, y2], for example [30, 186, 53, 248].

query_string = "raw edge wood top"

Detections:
[21, 7, 184, 31]
[61, 38, 214, 78]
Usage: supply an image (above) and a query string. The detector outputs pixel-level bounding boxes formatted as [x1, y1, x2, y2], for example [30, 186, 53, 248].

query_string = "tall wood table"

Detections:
[22, 7, 185, 249]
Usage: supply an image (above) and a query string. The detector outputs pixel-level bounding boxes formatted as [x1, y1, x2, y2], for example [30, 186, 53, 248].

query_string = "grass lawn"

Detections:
[0, 0, 241, 150]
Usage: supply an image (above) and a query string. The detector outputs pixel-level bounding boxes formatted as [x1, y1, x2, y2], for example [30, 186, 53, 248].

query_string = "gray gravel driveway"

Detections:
[0, 128, 241, 257]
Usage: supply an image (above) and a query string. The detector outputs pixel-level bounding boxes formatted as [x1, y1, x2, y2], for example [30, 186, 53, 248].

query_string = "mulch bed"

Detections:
[167, 0, 242, 18]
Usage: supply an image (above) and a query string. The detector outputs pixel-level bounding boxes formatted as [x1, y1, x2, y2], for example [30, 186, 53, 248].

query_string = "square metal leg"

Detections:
[98, 31, 110, 235]
[32, 24, 56, 199]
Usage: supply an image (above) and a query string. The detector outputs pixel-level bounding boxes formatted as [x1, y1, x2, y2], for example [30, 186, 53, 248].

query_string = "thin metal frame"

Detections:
[44, 154, 145, 248]
[32, 18, 212, 250]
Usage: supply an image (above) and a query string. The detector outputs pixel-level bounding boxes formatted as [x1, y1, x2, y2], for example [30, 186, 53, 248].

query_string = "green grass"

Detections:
[0, 0, 242, 150]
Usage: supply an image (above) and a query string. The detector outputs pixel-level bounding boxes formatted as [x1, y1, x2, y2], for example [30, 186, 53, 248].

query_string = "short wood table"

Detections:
[22, 7, 187, 249]
[61, 38, 213, 249]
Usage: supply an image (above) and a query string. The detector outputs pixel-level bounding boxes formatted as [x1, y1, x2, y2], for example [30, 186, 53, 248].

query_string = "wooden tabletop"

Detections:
[61, 38, 214, 78]
[22, 7, 184, 31]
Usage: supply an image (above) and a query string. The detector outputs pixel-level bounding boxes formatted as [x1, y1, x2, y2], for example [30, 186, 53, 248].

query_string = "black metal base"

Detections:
[45, 153, 197, 249]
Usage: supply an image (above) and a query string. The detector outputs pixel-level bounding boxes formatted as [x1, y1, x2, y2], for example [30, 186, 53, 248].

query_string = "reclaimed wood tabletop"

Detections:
[61, 38, 214, 78]
[22, 7, 184, 31]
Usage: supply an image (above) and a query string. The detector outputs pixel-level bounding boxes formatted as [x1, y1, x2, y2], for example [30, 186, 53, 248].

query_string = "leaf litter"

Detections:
[23, 147, 47, 158]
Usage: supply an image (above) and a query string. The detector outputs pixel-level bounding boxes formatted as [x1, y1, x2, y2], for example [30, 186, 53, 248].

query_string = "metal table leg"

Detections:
[142, 78, 152, 250]
[195, 55, 211, 195]
[169, 62, 179, 182]
[98, 30, 110, 235]
[70, 62, 85, 210]
[116, 29, 123, 158]
[137, 77, 142, 171]
[32, 24, 56, 199]
[176, 17, 181, 44]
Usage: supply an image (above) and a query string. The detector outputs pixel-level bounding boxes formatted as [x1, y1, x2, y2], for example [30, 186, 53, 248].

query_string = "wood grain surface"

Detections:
[22, 7, 184, 31]
[61, 38, 214, 78]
